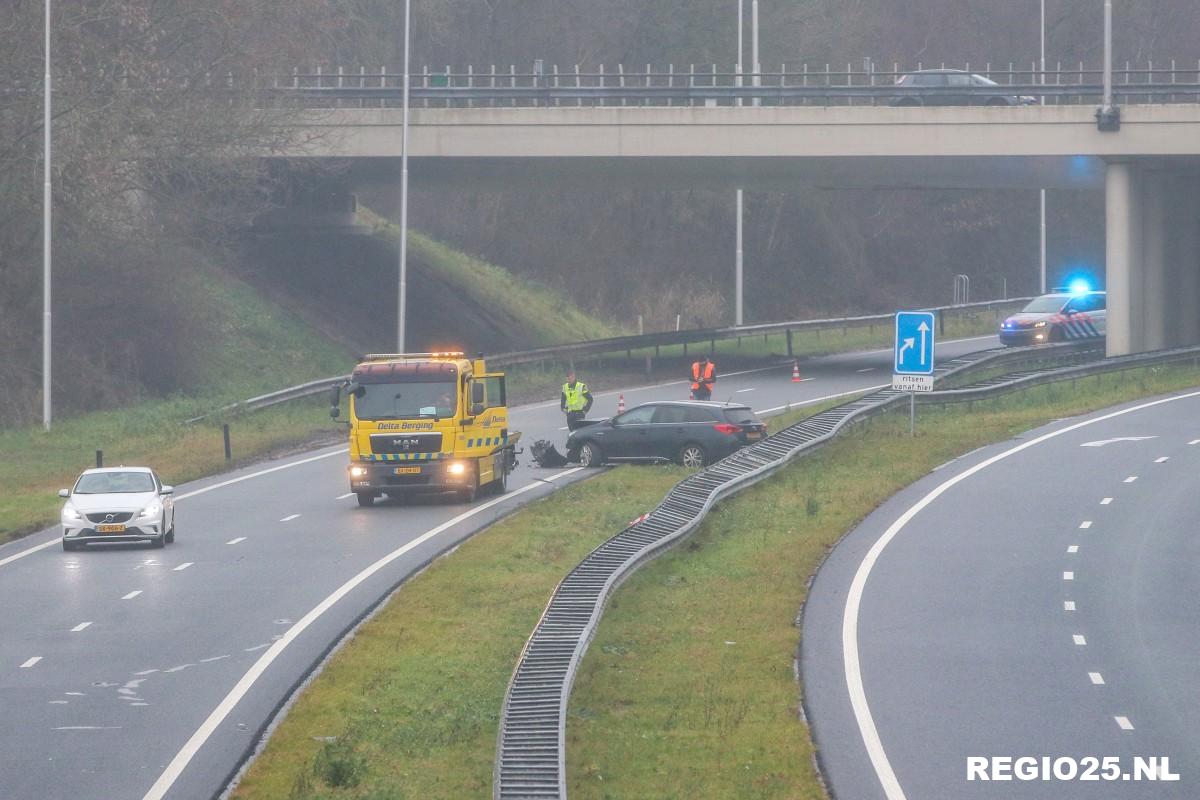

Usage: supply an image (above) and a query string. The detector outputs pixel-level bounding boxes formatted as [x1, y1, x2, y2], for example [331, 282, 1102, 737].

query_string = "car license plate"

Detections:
[96, 523, 126, 533]
[393, 466, 421, 475]
[746, 431, 762, 440]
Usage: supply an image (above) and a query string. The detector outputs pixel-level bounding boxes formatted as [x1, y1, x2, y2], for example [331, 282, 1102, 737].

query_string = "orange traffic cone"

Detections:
[617, 393, 626, 414]
[791, 360, 802, 383]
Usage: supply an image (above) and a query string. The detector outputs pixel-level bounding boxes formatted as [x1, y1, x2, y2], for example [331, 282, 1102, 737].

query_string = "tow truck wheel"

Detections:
[356, 491, 376, 507]
[493, 461, 509, 495]
[458, 474, 479, 503]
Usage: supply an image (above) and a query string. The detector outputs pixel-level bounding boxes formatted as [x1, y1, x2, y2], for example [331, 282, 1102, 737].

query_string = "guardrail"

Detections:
[269, 62, 1200, 108]
[184, 298, 1031, 424]
[493, 338, 1123, 799]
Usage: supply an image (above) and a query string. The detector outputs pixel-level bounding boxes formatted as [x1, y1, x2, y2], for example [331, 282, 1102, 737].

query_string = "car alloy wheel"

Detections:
[579, 442, 603, 467]
[679, 444, 706, 469]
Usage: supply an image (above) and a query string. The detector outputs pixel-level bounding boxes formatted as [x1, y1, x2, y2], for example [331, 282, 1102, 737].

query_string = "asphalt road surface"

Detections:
[0, 336, 994, 800]
[804, 386, 1200, 800]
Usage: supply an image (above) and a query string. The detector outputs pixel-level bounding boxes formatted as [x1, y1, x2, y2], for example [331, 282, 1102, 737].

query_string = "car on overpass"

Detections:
[566, 401, 766, 468]
[59, 466, 176, 550]
[999, 290, 1107, 346]
[891, 68, 1037, 107]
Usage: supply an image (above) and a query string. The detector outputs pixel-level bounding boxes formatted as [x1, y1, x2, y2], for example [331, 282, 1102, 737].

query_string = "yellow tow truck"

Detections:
[329, 352, 520, 506]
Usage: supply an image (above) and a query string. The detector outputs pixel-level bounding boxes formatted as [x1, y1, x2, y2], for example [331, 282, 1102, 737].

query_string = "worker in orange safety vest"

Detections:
[690, 355, 716, 400]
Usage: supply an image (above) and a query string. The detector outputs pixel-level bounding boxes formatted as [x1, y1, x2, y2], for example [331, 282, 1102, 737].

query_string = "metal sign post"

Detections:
[893, 311, 937, 435]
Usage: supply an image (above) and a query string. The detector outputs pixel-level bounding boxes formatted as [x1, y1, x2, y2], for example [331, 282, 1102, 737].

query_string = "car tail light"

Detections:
[713, 423, 741, 435]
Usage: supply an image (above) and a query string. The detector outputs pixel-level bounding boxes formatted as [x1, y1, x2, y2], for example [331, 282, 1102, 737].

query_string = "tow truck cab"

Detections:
[330, 352, 519, 506]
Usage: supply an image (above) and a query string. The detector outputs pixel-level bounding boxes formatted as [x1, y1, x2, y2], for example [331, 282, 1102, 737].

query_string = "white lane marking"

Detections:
[1154, 456, 1169, 463]
[1064, 601, 1076, 611]
[1089, 672, 1105, 685]
[172, 562, 193, 572]
[164, 664, 193, 674]
[1073, 634, 1087, 646]
[558, 426, 569, 431]
[134, 669, 158, 676]
[142, 465, 585, 800]
[840, 388, 1200, 800]
[1079, 521, 1092, 529]
[1189, 439, 1200, 445]
[53, 726, 122, 731]
[336, 493, 354, 500]
[856, 367, 876, 373]
[20, 657, 42, 669]
[200, 655, 230, 664]
[757, 384, 891, 416]
[1100, 498, 1113, 505]
[1124, 476, 1138, 483]
[70, 622, 92, 633]
[174, 449, 346, 502]
[48, 700, 68, 704]
[1079, 436, 1156, 448]
[1067, 545, 1079, 554]
[226, 537, 246, 545]
[1064, 572, 1074, 581]
[1116, 716, 1134, 730]
[735, 387, 757, 393]
[280, 514, 300, 522]
[122, 591, 142, 600]
[0, 539, 60, 569]
[243, 644, 270, 653]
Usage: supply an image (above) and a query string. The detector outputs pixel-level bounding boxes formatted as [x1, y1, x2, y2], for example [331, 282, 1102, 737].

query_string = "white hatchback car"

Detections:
[59, 467, 175, 551]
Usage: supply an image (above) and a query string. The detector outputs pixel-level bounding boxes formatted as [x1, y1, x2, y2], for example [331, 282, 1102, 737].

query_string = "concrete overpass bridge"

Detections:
[268, 70, 1200, 357]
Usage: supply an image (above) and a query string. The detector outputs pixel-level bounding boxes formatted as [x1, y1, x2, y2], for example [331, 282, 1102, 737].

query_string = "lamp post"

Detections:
[42, 0, 53, 431]
[397, 0, 411, 352]
[1039, 0, 1047, 294]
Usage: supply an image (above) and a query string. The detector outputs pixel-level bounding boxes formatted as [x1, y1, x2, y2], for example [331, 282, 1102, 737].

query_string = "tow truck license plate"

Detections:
[393, 466, 421, 475]
[96, 524, 126, 533]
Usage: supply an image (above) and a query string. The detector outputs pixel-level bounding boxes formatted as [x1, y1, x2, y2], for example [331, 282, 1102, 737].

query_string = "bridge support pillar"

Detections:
[1141, 171, 1169, 352]
[1105, 162, 1137, 357]
[1168, 177, 1200, 347]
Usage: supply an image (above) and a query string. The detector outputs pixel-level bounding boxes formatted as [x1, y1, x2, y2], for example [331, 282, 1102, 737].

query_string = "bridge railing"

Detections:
[266, 61, 1200, 108]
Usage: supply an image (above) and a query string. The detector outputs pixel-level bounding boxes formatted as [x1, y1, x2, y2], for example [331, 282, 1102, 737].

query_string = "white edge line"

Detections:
[141, 466, 584, 800]
[841, 388, 1200, 800]
[757, 384, 891, 416]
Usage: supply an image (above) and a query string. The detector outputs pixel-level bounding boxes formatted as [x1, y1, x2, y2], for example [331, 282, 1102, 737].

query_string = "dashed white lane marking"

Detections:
[122, 591, 142, 600]
[1067, 545, 1079, 554]
[1064, 601, 1077, 611]
[200, 655, 230, 663]
[143, 465, 586, 800]
[279, 514, 300, 522]
[1189, 439, 1200, 445]
[70, 622, 92, 632]
[1079, 521, 1092, 529]
[1100, 497, 1113, 505]
[336, 493, 354, 500]
[1064, 571, 1075, 581]
[134, 669, 158, 676]
[20, 657, 42, 669]
[226, 537, 246, 545]
[1124, 476, 1138, 483]
[735, 387, 757, 393]
[243, 644, 270, 652]
[1089, 672, 1106, 685]
[164, 664, 193, 674]
[856, 367, 876, 373]
[1154, 456, 1169, 463]
[53, 726, 121, 731]
[1073, 634, 1087, 646]
[839, 389, 1200, 800]
[173, 562, 193, 572]
[1116, 716, 1135, 730]
[758, 384, 891, 415]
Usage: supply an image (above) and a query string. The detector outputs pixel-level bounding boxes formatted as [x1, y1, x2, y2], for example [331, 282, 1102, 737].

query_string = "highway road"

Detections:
[803, 386, 1200, 799]
[0, 335, 993, 800]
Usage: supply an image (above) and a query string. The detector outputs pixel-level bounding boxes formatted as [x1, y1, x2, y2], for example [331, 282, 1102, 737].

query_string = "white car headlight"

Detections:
[447, 462, 467, 475]
[350, 466, 368, 477]
[62, 504, 82, 521]
[1033, 320, 1048, 328]
[138, 501, 163, 519]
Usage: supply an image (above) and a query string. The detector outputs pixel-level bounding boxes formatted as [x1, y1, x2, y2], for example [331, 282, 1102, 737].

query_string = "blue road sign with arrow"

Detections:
[894, 311, 936, 375]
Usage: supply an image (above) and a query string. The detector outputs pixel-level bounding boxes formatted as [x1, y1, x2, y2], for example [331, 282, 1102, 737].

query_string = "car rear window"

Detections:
[723, 408, 761, 426]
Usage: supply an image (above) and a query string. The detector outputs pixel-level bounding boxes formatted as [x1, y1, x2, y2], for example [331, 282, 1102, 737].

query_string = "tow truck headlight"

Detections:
[61, 504, 82, 521]
[447, 462, 467, 476]
[1033, 321, 1048, 328]
[350, 466, 368, 477]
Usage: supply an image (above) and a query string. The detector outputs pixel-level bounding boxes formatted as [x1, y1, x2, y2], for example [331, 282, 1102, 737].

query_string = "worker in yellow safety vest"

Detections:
[691, 355, 716, 400]
[561, 371, 595, 431]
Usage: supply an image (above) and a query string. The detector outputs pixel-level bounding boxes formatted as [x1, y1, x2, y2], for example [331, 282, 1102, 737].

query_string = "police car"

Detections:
[999, 290, 1106, 346]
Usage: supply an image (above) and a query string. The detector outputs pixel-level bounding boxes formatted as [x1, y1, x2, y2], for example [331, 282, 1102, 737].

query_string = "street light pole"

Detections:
[42, 0, 53, 431]
[735, 0, 744, 326]
[1039, 0, 1047, 294]
[397, 0, 411, 352]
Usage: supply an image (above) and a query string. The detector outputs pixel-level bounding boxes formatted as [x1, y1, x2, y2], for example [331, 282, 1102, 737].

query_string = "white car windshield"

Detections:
[74, 471, 156, 494]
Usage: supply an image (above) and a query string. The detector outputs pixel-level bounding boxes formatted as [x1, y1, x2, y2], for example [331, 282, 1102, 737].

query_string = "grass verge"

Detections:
[229, 465, 686, 799]
[226, 364, 1198, 800]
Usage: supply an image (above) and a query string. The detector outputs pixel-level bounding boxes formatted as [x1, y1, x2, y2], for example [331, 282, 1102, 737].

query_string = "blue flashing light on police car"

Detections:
[1067, 278, 1092, 296]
